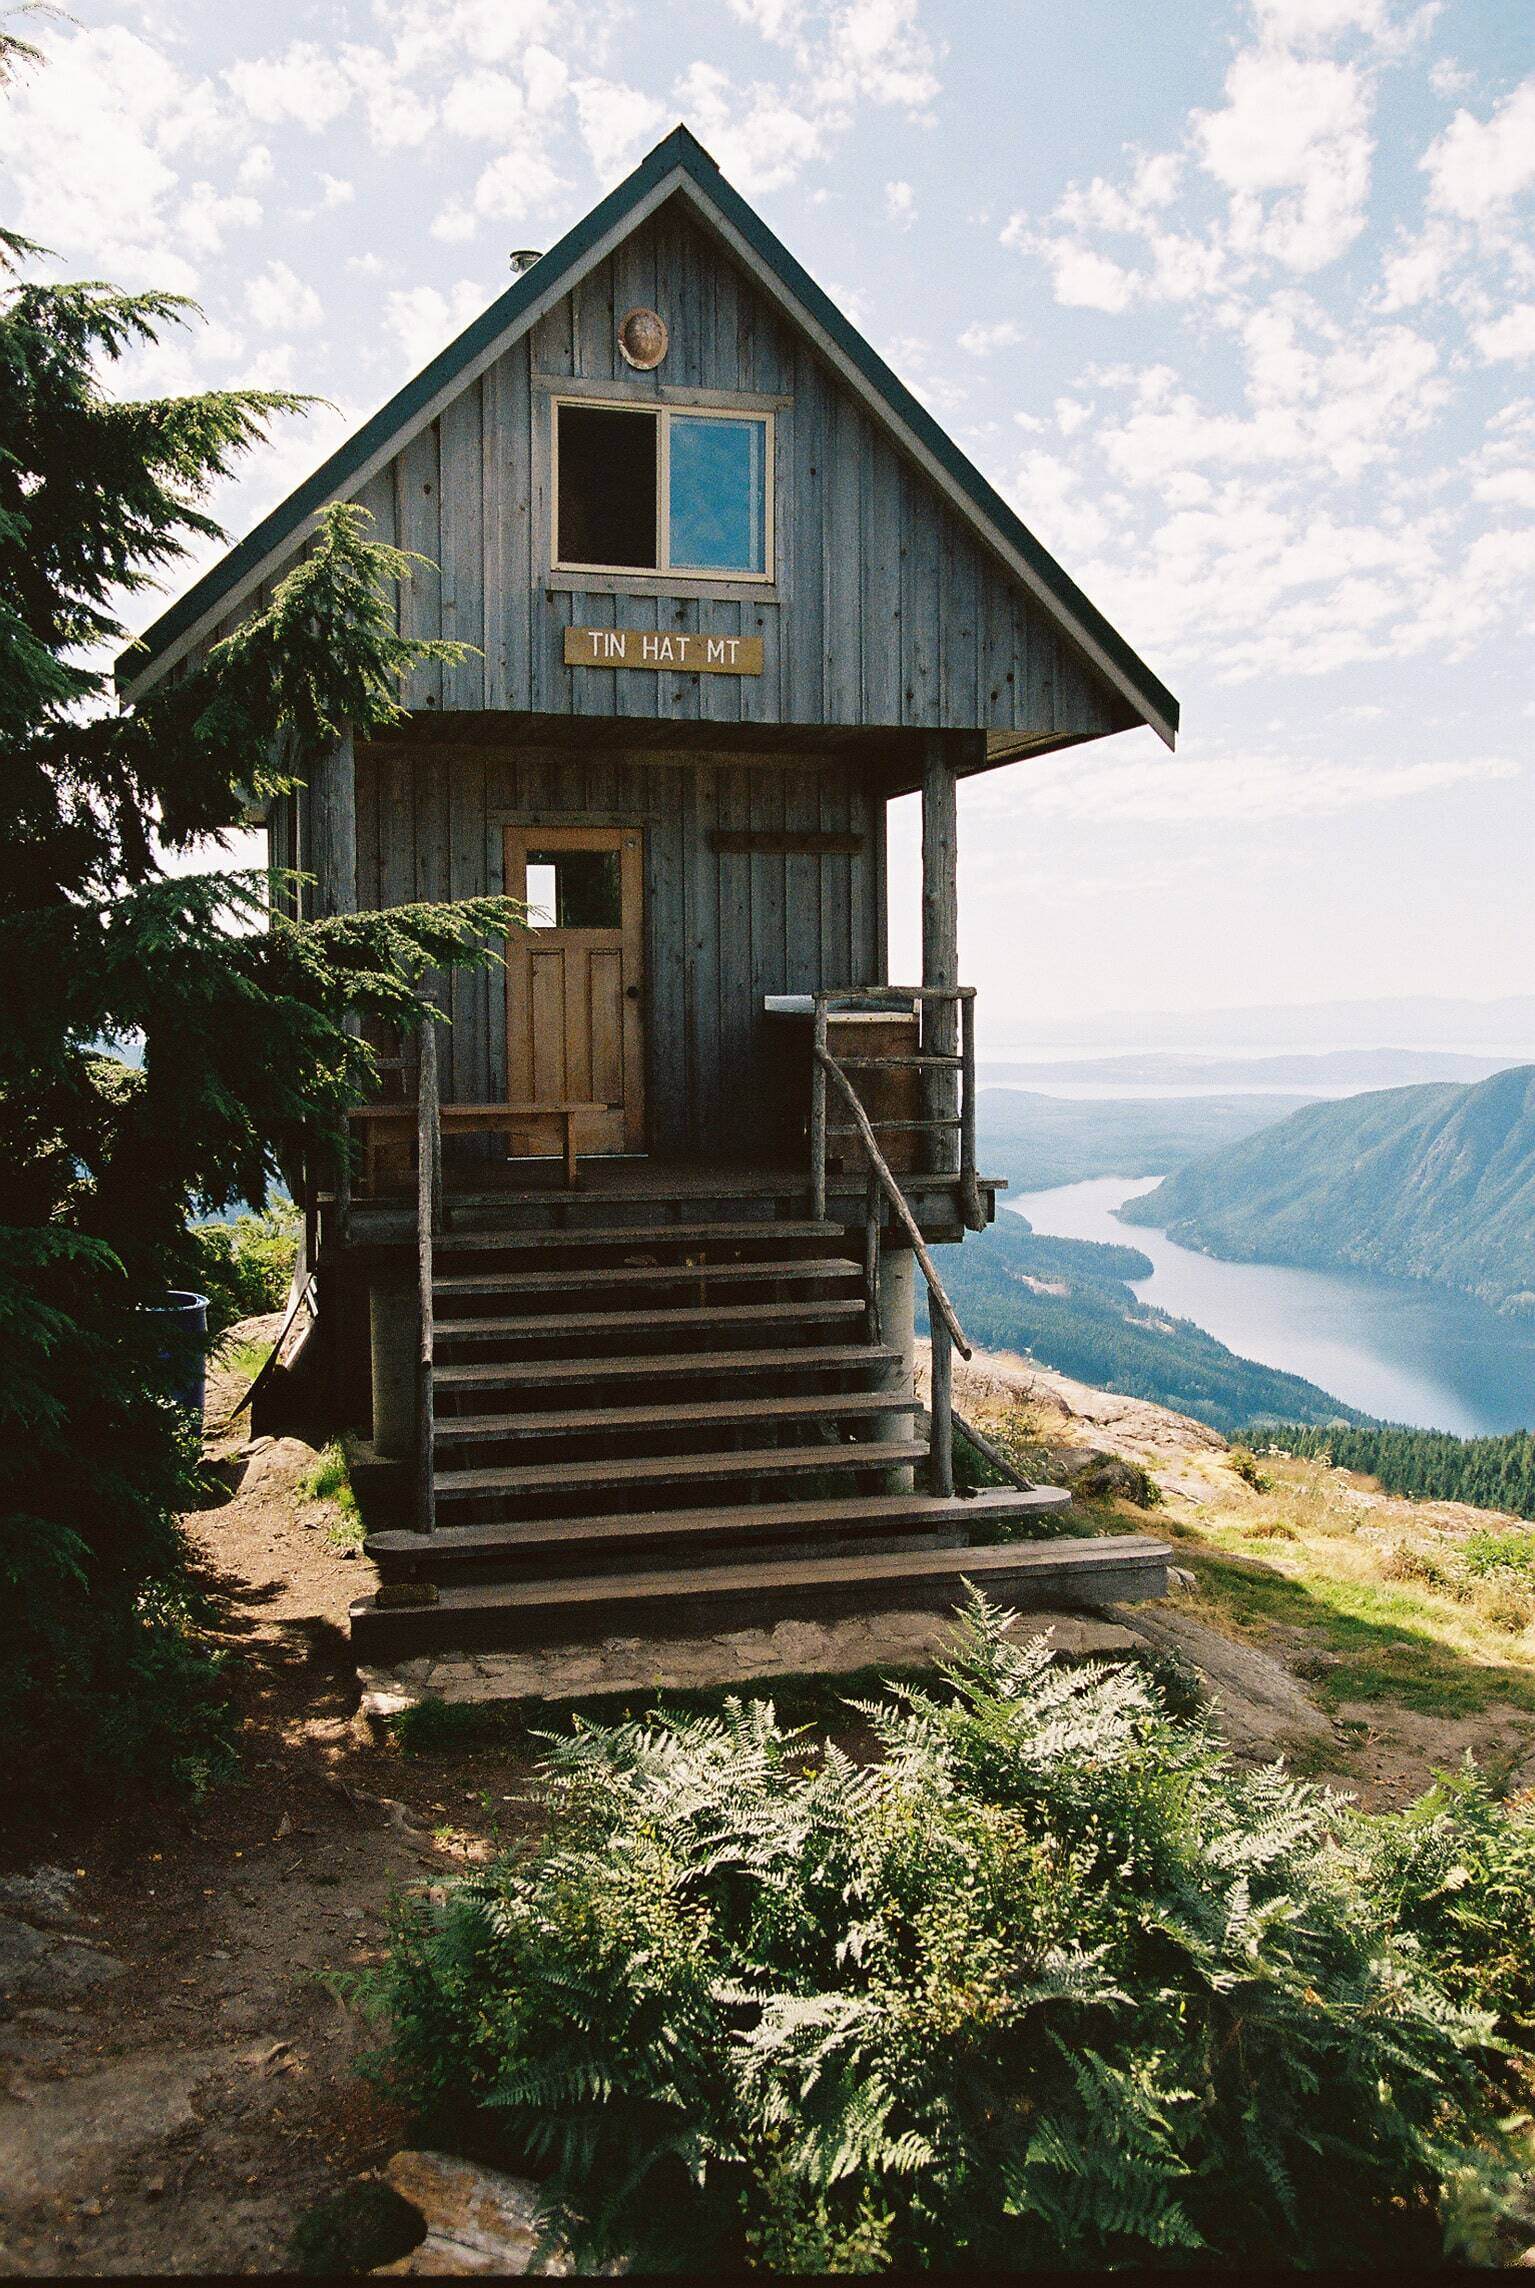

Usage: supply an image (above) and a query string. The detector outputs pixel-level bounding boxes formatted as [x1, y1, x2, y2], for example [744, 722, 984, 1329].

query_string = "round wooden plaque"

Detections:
[617, 306, 668, 370]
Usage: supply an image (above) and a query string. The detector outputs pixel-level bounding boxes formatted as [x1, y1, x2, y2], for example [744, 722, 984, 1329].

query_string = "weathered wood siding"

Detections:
[316, 204, 1125, 745]
[356, 742, 886, 1160]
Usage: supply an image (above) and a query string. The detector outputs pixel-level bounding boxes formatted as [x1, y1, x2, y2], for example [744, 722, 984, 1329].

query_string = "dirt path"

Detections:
[0, 1323, 539, 2278]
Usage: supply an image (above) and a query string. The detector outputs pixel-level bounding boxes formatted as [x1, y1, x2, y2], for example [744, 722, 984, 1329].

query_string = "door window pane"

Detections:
[668, 415, 766, 574]
[524, 849, 621, 929]
[556, 403, 658, 568]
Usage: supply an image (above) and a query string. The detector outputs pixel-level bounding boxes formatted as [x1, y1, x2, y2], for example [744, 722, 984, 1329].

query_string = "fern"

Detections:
[362, 1595, 1517, 2273]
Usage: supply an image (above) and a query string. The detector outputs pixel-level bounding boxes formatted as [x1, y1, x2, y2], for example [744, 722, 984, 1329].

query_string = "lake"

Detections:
[1009, 1175, 1535, 1437]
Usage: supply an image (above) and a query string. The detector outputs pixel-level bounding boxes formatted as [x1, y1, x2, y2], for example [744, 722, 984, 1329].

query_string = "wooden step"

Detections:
[433, 1299, 866, 1345]
[434, 1439, 926, 1501]
[433, 1389, 916, 1444]
[369, 1487, 1071, 1575]
[437, 1219, 841, 1254]
[351, 1531, 1174, 1659]
[433, 1256, 861, 1299]
[433, 1343, 904, 1392]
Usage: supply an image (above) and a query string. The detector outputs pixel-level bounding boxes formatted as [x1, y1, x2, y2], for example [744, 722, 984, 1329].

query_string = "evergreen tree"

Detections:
[0, 27, 511, 1805]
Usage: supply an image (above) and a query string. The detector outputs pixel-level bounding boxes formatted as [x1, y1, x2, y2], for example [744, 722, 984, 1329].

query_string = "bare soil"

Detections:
[0, 1322, 542, 2278]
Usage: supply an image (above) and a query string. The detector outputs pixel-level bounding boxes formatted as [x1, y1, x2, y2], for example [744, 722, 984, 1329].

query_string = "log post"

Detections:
[810, 996, 828, 1222]
[304, 723, 357, 920]
[920, 733, 959, 1174]
[928, 1310, 954, 1498]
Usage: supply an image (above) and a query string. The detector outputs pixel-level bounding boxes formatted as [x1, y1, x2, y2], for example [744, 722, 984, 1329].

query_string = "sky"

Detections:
[3, 0, 1533, 1040]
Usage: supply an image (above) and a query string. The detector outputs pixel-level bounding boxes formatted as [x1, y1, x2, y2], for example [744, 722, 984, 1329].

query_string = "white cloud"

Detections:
[1, 24, 241, 288]
[1473, 303, 1535, 362]
[1251, 0, 1387, 44]
[1020, 745, 1517, 825]
[343, 44, 437, 150]
[225, 42, 352, 132]
[319, 174, 355, 209]
[1429, 56, 1476, 99]
[383, 279, 489, 368]
[1195, 49, 1374, 272]
[245, 260, 324, 333]
[1474, 469, 1535, 511]
[1423, 78, 1535, 221]
[465, 148, 565, 225]
[884, 178, 915, 227]
[178, 182, 262, 255]
[818, 0, 942, 112]
[959, 319, 1024, 355]
[441, 68, 530, 140]
[673, 62, 827, 194]
[572, 77, 666, 180]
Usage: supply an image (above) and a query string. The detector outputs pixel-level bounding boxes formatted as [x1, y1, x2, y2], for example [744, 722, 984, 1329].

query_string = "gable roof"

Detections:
[116, 125, 1177, 747]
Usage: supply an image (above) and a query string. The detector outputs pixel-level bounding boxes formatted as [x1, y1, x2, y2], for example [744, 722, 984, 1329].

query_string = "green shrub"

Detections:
[193, 1200, 302, 1335]
[1363, 1762, 1535, 2054]
[361, 1593, 1504, 2274]
[1459, 1528, 1535, 1585]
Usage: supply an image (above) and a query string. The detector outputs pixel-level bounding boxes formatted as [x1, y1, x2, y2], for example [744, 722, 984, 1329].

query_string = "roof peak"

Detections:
[115, 119, 1176, 746]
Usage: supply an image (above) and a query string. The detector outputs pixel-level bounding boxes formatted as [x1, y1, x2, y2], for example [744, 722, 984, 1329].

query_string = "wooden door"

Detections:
[503, 825, 646, 1156]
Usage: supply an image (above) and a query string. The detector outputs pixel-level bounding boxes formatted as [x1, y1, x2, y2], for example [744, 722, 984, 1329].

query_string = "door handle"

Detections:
[625, 984, 641, 1001]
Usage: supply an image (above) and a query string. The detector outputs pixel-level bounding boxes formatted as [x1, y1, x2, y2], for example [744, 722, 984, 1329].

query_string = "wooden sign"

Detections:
[564, 626, 764, 676]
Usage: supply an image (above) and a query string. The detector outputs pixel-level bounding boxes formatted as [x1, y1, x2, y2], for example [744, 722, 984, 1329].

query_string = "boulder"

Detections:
[1120, 1607, 1335, 1761]
[374, 2150, 585, 2275]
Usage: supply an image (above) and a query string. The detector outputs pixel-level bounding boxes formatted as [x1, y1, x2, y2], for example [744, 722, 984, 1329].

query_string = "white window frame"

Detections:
[551, 396, 775, 585]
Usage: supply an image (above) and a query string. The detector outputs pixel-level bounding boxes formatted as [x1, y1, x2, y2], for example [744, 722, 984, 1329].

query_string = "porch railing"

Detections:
[807, 985, 982, 1499]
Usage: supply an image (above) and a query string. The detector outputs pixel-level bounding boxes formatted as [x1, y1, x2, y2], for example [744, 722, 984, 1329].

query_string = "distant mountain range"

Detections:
[988, 994, 1535, 1053]
[929, 1213, 1357, 1436]
[984, 1048, 1520, 1090]
[974, 1087, 1311, 1190]
[1122, 1066, 1535, 1319]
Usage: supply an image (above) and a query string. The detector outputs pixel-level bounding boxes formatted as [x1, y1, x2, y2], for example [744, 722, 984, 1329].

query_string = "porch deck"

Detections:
[325, 1154, 1002, 1255]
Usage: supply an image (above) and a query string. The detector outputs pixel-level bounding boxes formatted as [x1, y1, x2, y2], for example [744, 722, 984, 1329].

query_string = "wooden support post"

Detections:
[416, 1013, 439, 1534]
[928, 1309, 954, 1498]
[811, 996, 828, 1223]
[960, 991, 983, 1231]
[306, 724, 357, 920]
[921, 734, 959, 1175]
[863, 1170, 882, 1345]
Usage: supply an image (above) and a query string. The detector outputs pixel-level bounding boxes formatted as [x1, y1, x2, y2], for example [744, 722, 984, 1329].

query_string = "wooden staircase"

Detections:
[349, 1209, 1170, 1664]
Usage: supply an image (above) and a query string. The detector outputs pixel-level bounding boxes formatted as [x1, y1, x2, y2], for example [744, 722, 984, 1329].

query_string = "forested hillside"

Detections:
[1122, 1066, 1535, 1317]
[973, 1087, 1307, 1189]
[929, 1213, 1356, 1435]
[1253, 1422, 1535, 1522]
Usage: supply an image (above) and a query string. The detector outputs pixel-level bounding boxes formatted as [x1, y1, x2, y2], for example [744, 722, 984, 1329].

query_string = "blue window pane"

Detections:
[668, 415, 766, 574]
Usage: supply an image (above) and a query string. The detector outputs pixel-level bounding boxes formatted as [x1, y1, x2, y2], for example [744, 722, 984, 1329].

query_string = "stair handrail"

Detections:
[416, 1007, 442, 1534]
[813, 1041, 971, 1498]
[808, 985, 982, 1232]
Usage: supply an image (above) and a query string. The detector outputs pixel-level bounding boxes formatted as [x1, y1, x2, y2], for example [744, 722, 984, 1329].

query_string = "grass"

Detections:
[299, 1439, 365, 1552]
[220, 1336, 272, 1384]
[1157, 1454, 1535, 1719]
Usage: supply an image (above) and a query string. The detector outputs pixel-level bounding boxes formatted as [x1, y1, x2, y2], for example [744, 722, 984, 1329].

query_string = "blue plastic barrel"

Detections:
[143, 1290, 210, 1419]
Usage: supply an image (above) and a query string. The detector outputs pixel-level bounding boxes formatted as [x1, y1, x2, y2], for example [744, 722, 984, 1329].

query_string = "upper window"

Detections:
[554, 399, 771, 581]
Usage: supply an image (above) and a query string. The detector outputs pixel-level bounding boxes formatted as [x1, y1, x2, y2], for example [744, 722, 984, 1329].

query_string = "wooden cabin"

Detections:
[121, 127, 1178, 1665]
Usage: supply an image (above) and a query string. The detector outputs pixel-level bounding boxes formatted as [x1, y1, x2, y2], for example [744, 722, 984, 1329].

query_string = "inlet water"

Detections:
[1009, 1175, 1535, 1437]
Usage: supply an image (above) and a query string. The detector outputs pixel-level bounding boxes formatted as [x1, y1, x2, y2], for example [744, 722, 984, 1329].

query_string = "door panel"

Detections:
[504, 825, 645, 1157]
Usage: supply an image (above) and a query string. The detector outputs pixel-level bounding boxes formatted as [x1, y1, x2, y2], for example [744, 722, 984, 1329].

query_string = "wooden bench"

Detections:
[349, 1101, 606, 1192]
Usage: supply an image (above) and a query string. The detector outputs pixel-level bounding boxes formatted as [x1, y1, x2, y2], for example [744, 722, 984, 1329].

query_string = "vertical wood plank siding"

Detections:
[271, 205, 1123, 744]
[356, 744, 883, 1160]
